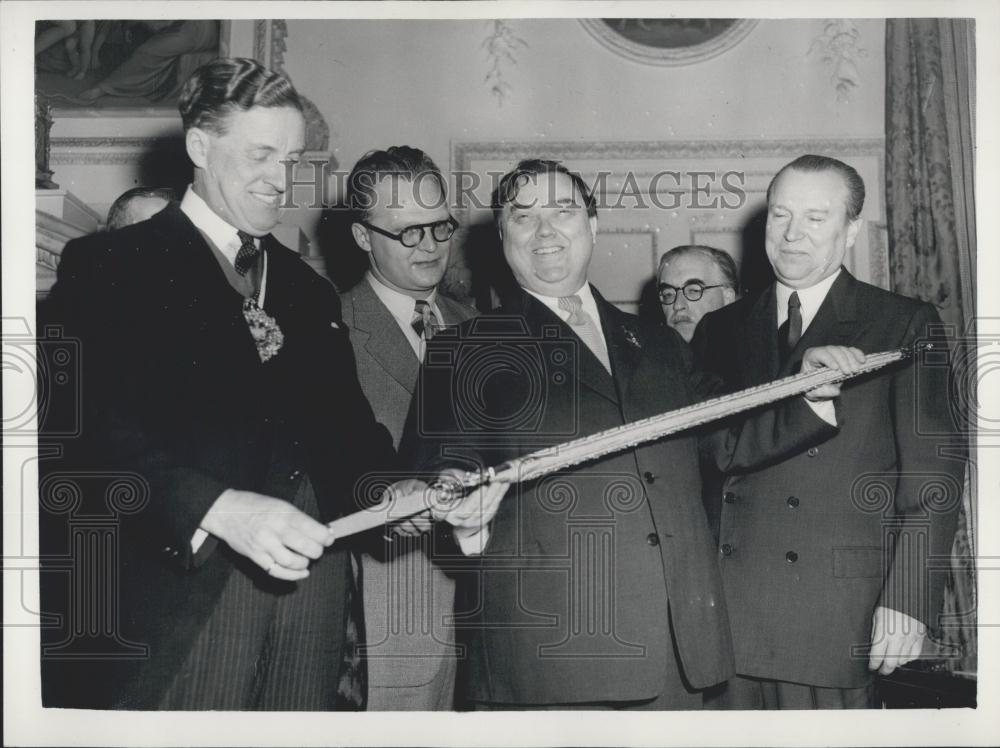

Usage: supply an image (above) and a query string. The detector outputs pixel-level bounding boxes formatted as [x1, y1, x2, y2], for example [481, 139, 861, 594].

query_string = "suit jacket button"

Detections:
[785, 550, 799, 563]
[643, 471, 656, 484]
[163, 546, 172, 554]
[720, 543, 733, 556]
[646, 532, 660, 546]
[288, 469, 301, 481]
[723, 491, 737, 504]
[807, 446, 819, 457]
[786, 496, 800, 508]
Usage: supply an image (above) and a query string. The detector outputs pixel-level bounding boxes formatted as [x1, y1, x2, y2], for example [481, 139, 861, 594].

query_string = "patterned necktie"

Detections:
[778, 291, 803, 364]
[235, 231, 260, 276]
[411, 299, 439, 340]
[558, 294, 611, 373]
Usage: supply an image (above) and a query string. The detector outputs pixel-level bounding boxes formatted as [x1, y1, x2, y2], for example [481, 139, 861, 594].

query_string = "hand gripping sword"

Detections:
[327, 344, 930, 540]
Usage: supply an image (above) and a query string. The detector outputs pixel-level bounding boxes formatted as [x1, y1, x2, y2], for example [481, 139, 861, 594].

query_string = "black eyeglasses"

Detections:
[658, 282, 726, 305]
[361, 217, 458, 248]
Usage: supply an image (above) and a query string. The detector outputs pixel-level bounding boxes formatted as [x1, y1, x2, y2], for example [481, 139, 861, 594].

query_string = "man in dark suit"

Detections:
[340, 146, 477, 710]
[693, 154, 965, 708]
[400, 159, 865, 709]
[39, 58, 397, 710]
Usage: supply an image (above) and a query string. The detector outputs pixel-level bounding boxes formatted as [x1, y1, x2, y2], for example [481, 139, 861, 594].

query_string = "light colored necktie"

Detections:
[558, 294, 611, 373]
[411, 299, 439, 340]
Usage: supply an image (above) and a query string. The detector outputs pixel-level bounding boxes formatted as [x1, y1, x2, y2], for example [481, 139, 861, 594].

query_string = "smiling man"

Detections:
[41, 58, 398, 710]
[400, 158, 868, 710]
[340, 146, 477, 710]
[693, 154, 964, 709]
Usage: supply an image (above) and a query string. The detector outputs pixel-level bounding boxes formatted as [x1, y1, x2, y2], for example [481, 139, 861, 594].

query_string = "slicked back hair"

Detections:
[657, 244, 739, 292]
[347, 146, 447, 222]
[106, 186, 177, 230]
[492, 159, 598, 224]
[178, 57, 302, 134]
[767, 154, 866, 220]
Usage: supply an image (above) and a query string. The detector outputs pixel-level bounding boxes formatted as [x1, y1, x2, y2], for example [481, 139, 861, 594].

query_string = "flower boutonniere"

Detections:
[623, 327, 641, 350]
[243, 298, 284, 363]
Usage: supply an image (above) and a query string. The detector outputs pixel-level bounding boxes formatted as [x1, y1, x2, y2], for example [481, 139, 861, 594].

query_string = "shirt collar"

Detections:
[523, 282, 600, 325]
[775, 267, 841, 332]
[180, 186, 251, 265]
[366, 271, 440, 324]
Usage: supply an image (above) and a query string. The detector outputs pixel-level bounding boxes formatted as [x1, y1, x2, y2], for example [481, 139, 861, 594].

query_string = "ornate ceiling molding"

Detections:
[453, 137, 886, 172]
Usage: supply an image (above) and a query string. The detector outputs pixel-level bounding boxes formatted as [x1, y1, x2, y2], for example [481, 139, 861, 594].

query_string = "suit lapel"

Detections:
[742, 286, 781, 384]
[781, 270, 867, 375]
[507, 290, 618, 405]
[350, 280, 420, 394]
[436, 294, 477, 326]
[595, 289, 639, 404]
[150, 206, 261, 371]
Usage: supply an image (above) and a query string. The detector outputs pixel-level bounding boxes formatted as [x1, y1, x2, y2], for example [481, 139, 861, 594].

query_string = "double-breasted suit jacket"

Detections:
[691, 269, 964, 688]
[340, 278, 477, 707]
[39, 205, 396, 708]
[400, 286, 837, 705]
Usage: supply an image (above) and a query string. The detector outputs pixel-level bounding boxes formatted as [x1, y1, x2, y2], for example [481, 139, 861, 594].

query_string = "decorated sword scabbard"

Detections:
[328, 343, 927, 539]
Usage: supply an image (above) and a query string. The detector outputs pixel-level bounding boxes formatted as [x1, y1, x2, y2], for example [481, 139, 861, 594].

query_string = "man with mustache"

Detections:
[402, 158, 866, 709]
[658, 244, 739, 343]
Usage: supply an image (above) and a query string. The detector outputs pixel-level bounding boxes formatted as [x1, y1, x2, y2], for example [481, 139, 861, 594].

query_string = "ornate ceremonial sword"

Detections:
[328, 344, 927, 540]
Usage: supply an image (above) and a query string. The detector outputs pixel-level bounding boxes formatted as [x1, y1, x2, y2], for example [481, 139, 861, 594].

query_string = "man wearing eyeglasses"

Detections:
[400, 158, 868, 710]
[341, 146, 477, 710]
[657, 245, 739, 343]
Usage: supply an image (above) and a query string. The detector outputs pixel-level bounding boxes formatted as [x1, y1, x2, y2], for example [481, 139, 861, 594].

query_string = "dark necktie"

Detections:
[235, 231, 260, 276]
[411, 299, 438, 340]
[778, 291, 803, 364]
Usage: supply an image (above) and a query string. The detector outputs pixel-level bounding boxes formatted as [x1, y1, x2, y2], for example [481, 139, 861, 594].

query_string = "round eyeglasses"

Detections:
[361, 217, 458, 248]
[657, 282, 726, 305]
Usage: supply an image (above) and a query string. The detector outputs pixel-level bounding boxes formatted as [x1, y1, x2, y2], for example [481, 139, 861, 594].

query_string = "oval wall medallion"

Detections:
[579, 18, 758, 66]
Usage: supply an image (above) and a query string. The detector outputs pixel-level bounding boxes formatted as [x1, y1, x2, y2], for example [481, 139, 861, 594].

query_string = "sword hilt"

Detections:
[427, 466, 497, 509]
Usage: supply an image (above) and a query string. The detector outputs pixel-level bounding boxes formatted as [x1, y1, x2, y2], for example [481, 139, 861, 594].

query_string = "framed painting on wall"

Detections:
[580, 18, 758, 65]
[35, 20, 228, 109]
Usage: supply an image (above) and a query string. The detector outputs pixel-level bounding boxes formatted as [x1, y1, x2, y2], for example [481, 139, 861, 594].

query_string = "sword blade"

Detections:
[328, 345, 919, 540]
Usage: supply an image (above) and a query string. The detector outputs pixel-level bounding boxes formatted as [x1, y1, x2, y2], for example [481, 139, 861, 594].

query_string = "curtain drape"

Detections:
[885, 18, 976, 676]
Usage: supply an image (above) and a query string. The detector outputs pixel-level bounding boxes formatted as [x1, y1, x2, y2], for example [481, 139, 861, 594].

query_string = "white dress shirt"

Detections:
[775, 269, 842, 425]
[775, 268, 841, 333]
[180, 186, 269, 306]
[365, 271, 442, 361]
[524, 282, 611, 364]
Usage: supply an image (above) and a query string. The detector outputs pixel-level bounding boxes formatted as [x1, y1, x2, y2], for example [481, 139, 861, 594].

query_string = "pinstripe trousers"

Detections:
[159, 476, 355, 711]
